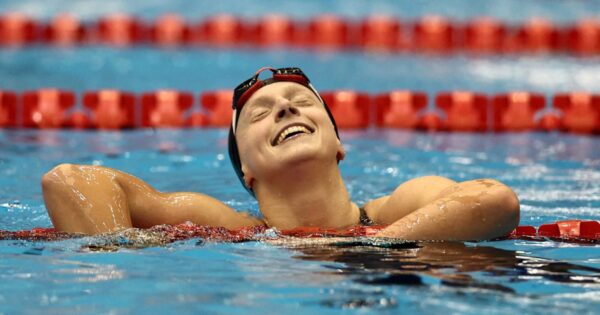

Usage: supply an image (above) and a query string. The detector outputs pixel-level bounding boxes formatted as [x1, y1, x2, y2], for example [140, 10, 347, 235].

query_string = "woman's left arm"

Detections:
[367, 177, 520, 241]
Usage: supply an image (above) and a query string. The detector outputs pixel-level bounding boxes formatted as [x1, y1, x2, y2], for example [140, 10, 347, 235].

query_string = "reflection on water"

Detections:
[279, 239, 600, 296]
[50, 259, 125, 283]
[3, 231, 600, 312]
[53, 229, 600, 297]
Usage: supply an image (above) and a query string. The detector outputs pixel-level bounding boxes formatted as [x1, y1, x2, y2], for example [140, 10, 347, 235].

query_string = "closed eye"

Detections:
[291, 94, 313, 106]
[251, 108, 270, 122]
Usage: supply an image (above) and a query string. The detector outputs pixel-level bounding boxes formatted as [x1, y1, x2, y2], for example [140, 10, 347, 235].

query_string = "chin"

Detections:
[276, 143, 333, 166]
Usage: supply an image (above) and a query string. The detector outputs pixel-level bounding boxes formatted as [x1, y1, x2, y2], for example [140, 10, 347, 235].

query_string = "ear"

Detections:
[336, 139, 345, 162]
[241, 164, 255, 189]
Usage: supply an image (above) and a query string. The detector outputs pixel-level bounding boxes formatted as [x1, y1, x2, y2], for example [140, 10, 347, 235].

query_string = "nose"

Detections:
[274, 97, 299, 122]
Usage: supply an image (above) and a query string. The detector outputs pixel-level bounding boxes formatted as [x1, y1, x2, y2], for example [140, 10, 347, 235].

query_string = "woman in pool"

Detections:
[41, 67, 520, 240]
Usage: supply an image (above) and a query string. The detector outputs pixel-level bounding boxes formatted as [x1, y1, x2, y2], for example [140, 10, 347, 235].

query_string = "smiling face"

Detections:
[234, 81, 344, 189]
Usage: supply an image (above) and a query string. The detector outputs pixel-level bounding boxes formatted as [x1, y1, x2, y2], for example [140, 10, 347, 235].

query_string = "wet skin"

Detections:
[41, 82, 520, 240]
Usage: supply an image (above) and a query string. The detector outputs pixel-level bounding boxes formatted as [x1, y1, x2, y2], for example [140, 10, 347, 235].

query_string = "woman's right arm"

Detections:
[41, 164, 263, 235]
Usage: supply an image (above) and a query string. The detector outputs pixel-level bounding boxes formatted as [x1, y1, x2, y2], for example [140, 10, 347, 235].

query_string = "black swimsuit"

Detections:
[358, 207, 374, 226]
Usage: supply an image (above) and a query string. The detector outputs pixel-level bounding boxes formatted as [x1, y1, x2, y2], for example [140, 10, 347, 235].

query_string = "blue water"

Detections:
[1, 130, 600, 314]
[1, 0, 600, 314]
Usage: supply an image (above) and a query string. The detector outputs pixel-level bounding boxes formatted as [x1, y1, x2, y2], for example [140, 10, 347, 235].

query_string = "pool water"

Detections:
[1, 0, 600, 314]
[1, 130, 599, 314]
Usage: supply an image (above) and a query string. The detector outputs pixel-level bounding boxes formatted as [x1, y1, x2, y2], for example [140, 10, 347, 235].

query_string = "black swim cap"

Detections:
[228, 67, 339, 197]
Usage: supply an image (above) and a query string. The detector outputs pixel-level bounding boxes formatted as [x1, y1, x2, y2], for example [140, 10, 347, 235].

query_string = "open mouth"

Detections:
[272, 123, 315, 146]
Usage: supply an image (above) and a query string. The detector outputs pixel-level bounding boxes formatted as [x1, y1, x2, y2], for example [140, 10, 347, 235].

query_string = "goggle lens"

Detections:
[233, 67, 310, 112]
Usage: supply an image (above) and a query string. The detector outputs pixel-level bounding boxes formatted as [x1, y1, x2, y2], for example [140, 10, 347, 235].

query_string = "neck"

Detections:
[254, 160, 359, 230]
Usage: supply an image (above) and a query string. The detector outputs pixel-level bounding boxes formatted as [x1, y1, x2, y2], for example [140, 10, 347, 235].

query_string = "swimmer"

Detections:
[41, 67, 520, 240]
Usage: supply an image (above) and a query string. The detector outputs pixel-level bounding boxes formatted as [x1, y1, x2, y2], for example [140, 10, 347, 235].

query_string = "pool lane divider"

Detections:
[1, 88, 599, 134]
[0, 13, 599, 56]
[1, 220, 599, 244]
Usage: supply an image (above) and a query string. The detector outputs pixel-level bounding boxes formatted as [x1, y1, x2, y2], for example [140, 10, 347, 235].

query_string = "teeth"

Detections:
[276, 126, 311, 145]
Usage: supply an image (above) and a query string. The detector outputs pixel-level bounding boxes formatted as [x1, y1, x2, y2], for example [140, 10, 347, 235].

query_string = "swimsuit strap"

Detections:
[358, 207, 374, 226]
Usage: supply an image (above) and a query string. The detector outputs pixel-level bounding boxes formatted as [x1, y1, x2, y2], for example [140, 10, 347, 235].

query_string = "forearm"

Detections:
[132, 192, 263, 229]
[376, 180, 520, 241]
[372, 176, 456, 224]
[43, 164, 263, 234]
[104, 166, 263, 229]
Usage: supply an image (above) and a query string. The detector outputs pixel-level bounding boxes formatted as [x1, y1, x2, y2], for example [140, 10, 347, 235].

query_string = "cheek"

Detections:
[307, 108, 336, 136]
[237, 125, 269, 168]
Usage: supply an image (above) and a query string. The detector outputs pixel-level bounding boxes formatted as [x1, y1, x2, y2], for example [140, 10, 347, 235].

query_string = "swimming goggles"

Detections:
[230, 67, 324, 133]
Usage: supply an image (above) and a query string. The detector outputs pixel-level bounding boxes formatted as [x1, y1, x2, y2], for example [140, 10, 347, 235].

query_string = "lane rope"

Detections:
[0, 13, 598, 56]
[1, 220, 599, 244]
[1, 89, 598, 134]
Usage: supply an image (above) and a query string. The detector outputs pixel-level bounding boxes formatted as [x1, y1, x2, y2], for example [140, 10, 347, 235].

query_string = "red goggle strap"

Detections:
[273, 73, 309, 85]
[236, 80, 264, 112]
